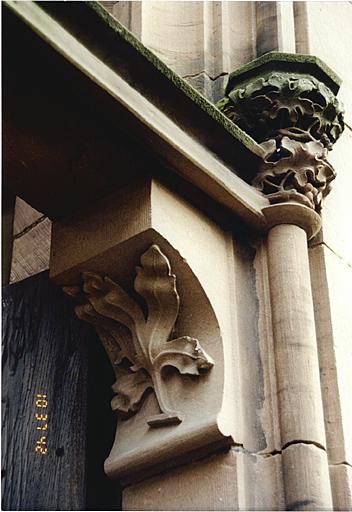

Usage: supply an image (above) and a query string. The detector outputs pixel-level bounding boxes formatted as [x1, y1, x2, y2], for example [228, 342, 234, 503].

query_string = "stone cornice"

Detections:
[4, 2, 345, 236]
[4, 0, 268, 230]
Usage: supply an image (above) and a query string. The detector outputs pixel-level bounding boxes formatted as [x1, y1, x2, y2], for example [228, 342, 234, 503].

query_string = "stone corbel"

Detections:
[50, 177, 236, 484]
[218, 52, 345, 511]
[64, 243, 215, 430]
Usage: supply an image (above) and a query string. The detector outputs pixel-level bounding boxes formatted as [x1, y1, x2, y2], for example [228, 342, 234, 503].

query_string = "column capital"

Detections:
[218, 52, 345, 213]
[262, 202, 322, 240]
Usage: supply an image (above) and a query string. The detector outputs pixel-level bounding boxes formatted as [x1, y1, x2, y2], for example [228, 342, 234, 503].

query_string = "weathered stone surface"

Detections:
[123, 450, 239, 511]
[107, 1, 256, 101]
[265, 219, 326, 449]
[52, 177, 244, 483]
[254, 137, 336, 212]
[10, 197, 49, 285]
[322, 126, 352, 266]
[282, 443, 332, 511]
[123, 448, 285, 511]
[253, 241, 281, 454]
[305, 2, 352, 126]
[13, 197, 44, 236]
[330, 464, 352, 511]
[217, 52, 344, 212]
[256, 1, 295, 55]
[218, 71, 344, 149]
[10, 217, 51, 284]
[237, 450, 285, 510]
[5, 2, 352, 509]
[64, 245, 214, 427]
[309, 243, 352, 466]
[311, 244, 352, 465]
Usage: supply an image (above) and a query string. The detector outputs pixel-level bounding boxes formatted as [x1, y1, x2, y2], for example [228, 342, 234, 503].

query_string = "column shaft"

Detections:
[266, 223, 332, 510]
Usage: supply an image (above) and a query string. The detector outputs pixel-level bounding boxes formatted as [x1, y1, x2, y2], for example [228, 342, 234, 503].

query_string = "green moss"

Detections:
[227, 51, 341, 95]
[85, 1, 264, 157]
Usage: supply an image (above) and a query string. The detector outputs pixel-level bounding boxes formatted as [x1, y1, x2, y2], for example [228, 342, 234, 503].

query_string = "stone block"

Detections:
[10, 217, 51, 284]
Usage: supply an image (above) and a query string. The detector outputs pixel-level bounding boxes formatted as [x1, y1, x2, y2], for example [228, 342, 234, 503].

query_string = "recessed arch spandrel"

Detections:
[64, 235, 231, 483]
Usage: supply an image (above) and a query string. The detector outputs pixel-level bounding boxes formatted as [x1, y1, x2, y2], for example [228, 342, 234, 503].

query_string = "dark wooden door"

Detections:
[2, 271, 120, 510]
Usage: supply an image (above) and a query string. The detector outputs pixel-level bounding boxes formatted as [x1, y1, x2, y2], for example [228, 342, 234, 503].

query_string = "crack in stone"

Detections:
[330, 460, 352, 469]
[257, 440, 327, 459]
[309, 240, 352, 269]
[14, 215, 47, 240]
[182, 70, 227, 82]
[281, 439, 326, 452]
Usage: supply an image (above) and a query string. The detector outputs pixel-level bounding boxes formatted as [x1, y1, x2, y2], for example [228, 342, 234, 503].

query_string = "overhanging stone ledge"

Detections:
[3, 0, 268, 231]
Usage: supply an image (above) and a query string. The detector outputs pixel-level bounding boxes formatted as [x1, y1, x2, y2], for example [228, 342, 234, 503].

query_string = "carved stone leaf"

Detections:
[153, 336, 214, 375]
[82, 272, 145, 339]
[254, 137, 336, 210]
[111, 370, 152, 415]
[218, 71, 344, 149]
[64, 245, 215, 427]
[74, 302, 136, 369]
[134, 244, 180, 357]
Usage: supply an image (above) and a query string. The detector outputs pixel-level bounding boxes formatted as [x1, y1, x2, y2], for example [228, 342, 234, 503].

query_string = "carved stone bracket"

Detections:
[64, 244, 214, 428]
[51, 179, 233, 482]
[217, 53, 345, 211]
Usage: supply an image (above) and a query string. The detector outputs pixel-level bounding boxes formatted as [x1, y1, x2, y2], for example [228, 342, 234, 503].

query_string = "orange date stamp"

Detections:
[34, 394, 48, 455]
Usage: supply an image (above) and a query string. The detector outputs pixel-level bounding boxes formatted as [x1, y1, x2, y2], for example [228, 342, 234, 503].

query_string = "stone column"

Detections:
[264, 203, 332, 510]
[218, 52, 345, 510]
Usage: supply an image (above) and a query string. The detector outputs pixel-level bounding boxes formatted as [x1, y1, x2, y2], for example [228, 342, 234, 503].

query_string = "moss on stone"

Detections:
[226, 51, 341, 95]
[86, 1, 264, 157]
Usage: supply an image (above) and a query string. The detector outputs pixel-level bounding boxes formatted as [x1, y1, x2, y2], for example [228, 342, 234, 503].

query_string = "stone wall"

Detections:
[7, 3, 352, 508]
[10, 197, 51, 283]
[303, 3, 352, 505]
[11, 2, 352, 283]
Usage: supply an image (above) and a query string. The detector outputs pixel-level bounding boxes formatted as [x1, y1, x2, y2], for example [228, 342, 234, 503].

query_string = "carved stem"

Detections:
[147, 371, 183, 427]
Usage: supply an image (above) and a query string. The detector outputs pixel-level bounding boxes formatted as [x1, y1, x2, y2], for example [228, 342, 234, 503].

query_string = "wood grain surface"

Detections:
[2, 271, 119, 510]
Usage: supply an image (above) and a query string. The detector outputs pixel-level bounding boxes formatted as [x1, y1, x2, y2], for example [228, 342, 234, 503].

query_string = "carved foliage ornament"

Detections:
[217, 70, 345, 211]
[64, 245, 214, 428]
[217, 72, 344, 149]
[254, 137, 336, 211]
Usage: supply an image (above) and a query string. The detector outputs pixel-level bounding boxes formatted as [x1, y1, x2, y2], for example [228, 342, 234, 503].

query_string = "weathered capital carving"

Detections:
[254, 137, 335, 211]
[217, 53, 345, 211]
[64, 244, 214, 428]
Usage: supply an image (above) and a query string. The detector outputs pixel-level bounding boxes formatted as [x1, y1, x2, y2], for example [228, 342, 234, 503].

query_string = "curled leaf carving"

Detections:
[253, 137, 336, 211]
[64, 244, 214, 427]
[217, 72, 344, 150]
[217, 68, 344, 210]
